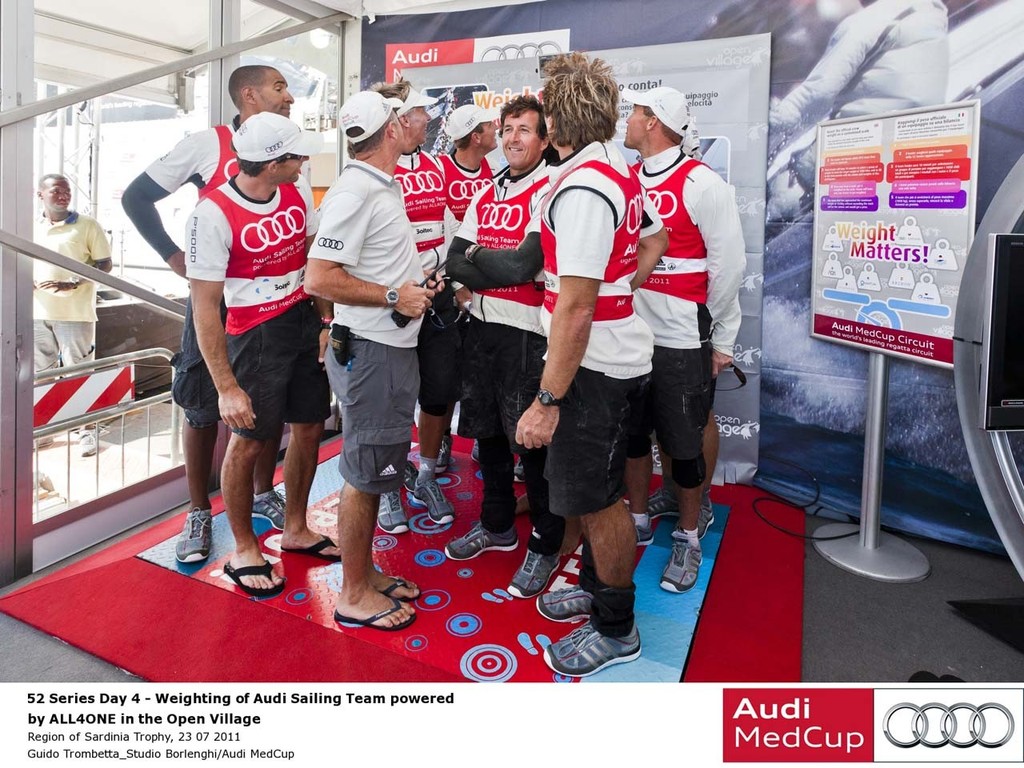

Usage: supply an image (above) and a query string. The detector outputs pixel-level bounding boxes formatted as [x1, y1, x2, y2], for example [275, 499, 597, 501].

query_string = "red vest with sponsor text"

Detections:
[204, 183, 308, 335]
[540, 160, 643, 322]
[198, 124, 238, 201]
[439, 154, 493, 223]
[632, 157, 708, 303]
[473, 175, 548, 307]
[395, 152, 447, 253]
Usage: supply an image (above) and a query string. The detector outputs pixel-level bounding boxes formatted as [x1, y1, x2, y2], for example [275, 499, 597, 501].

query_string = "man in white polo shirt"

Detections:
[305, 90, 438, 632]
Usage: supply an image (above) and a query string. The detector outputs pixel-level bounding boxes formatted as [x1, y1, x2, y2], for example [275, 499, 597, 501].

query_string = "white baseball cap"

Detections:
[340, 91, 404, 143]
[624, 86, 692, 134]
[233, 112, 323, 161]
[397, 86, 437, 116]
[444, 104, 500, 140]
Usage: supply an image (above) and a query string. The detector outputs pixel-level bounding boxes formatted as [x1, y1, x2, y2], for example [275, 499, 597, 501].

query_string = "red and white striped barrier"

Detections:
[33, 366, 135, 428]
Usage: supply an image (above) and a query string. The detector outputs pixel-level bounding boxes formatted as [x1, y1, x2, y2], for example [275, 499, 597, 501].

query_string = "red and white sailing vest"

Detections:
[395, 152, 447, 253]
[633, 157, 708, 303]
[198, 124, 238, 201]
[439, 154, 493, 223]
[205, 183, 309, 335]
[541, 160, 644, 323]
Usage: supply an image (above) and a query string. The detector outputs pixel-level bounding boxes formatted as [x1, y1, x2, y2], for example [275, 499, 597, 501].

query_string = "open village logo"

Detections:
[723, 689, 873, 762]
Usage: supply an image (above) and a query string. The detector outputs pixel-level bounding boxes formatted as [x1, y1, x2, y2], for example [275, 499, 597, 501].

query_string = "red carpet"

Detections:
[0, 437, 803, 682]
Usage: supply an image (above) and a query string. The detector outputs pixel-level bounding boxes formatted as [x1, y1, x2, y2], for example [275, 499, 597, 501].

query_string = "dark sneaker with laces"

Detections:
[543, 621, 641, 677]
[536, 585, 592, 623]
[413, 478, 455, 524]
[436, 434, 452, 473]
[445, 521, 517, 560]
[251, 488, 286, 530]
[377, 490, 409, 534]
[175, 507, 212, 563]
[403, 460, 417, 493]
[508, 550, 559, 598]
[647, 486, 679, 520]
[697, 487, 715, 539]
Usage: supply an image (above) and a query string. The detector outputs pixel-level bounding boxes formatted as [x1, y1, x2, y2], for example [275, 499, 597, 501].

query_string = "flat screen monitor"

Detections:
[981, 233, 1024, 430]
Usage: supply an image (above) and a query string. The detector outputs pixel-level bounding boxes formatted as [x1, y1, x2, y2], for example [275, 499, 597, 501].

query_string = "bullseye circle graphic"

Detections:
[414, 589, 451, 612]
[552, 674, 573, 683]
[456, 492, 474, 501]
[446, 613, 482, 637]
[405, 635, 428, 652]
[408, 513, 453, 535]
[414, 549, 445, 567]
[285, 589, 311, 606]
[457, 568, 474, 579]
[372, 534, 398, 552]
[460, 644, 518, 682]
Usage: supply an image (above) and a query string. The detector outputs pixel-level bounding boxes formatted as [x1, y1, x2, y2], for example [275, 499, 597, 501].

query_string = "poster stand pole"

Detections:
[812, 352, 931, 582]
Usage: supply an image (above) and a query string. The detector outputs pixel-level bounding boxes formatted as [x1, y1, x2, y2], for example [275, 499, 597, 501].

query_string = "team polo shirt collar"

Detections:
[642, 146, 688, 175]
[345, 159, 397, 187]
[546, 142, 608, 187]
[39, 210, 79, 227]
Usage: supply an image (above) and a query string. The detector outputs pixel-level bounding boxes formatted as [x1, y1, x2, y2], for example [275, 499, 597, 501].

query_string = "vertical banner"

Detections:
[595, 34, 772, 484]
[811, 102, 980, 368]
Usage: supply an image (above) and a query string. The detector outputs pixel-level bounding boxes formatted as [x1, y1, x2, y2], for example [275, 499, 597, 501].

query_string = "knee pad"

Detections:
[671, 454, 706, 489]
[626, 433, 652, 459]
[419, 401, 447, 417]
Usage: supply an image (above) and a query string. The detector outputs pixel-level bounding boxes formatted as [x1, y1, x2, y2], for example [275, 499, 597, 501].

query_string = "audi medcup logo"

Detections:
[645, 189, 679, 219]
[478, 203, 524, 232]
[241, 206, 306, 253]
[399, 171, 443, 196]
[448, 179, 489, 202]
[874, 689, 1023, 761]
[883, 702, 1014, 749]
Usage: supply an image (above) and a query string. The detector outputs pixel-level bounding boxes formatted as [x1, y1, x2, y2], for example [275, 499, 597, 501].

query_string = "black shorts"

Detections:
[417, 305, 462, 408]
[635, 343, 713, 461]
[170, 296, 224, 429]
[226, 301, 331, 441]
[458, 320, 546, 451]
[547, 367, 649, 518]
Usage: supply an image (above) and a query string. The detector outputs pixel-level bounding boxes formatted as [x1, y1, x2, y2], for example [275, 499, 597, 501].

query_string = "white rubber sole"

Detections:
[542, 644, 642, 678]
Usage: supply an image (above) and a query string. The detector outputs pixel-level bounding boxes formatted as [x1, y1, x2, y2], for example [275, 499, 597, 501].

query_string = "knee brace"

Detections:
[671, 454, 706, 489]
[419, 401, 447, 417]
[626, 433, 652, 459]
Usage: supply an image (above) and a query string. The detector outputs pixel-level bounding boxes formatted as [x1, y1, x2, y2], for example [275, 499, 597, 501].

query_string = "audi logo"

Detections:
[479, 41, 563, 61]
[241, 206, 306, 253]
[265, 140, 284, 154]
[478, 202, 525, 232]
[883, 702, 1015, 749]
[316, 237, 344, 251]
[448, 179, 490, 201]
[399, 171, 444, 196]
[645, 189, 679, 219]
[626, 194, 643, 235]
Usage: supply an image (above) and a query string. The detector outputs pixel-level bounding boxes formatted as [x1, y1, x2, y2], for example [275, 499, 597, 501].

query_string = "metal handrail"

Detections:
[33, 391, 175, 440]
[34, 346, 175, 385]
[0, 12, 352, 128]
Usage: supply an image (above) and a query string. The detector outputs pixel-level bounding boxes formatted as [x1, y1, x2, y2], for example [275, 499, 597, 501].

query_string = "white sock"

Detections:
[417, 457, 437, 485]
[632, 512, 650, 527]
[673, 527, 700, 549]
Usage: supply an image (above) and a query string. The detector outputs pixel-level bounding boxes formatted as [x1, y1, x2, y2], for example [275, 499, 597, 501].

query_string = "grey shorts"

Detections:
[325, 336, 419, 495]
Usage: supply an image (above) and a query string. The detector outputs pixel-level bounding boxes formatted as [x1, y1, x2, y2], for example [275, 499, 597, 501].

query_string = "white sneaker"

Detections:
[78, 431, 98, 457]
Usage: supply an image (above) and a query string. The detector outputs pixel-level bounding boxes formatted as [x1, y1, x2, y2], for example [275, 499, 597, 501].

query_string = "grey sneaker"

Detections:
[634, 516, 654, 546]
[508, 550, 559, 598]
[543, 621, 641, 677]
[437, 434, 452, 472]
[697, 488, 715, 539]
[251, 489, 286, 530]
[661, 533, 702, 593]
[377, 490, 409, 534]
[403, 460, 418, 493]
[175, 507, 212, 563]
[647, 486, 679, 520]
[445, 521, 517, 561]
[536, 585, 592, 623]
[513, 457, 525, 483]
[414, 478, 455, 524]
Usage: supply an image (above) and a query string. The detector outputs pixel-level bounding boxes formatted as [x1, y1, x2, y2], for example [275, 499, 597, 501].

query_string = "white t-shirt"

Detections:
[307, 160, 423, 348]
[146, 125, 233, 194]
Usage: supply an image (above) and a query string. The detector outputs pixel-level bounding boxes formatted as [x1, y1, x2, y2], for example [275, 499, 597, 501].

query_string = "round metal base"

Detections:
[812, 523, 931, 583]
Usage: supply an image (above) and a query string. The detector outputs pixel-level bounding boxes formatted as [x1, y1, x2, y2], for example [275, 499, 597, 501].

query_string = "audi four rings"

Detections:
[448, 179, 490, 201]
[883, 702, 1014, 748]
[399, 171, 444, 195]
[645, 189, 680, 218]
[478, 203, 525, 231]
[240, 207, 306, 252]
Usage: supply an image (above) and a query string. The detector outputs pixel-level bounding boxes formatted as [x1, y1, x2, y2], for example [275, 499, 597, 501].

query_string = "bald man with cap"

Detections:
[621, 86, 745, 594]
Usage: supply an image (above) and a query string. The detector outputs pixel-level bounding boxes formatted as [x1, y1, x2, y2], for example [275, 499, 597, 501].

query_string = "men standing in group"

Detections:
[187, 112, 333, 597]
[621, 86, 745, 593]
[33, 174, 113, 457]
[122, 65, 296, 563]
[517, 53, 666, 677]
[440, 103, 498, 240]
[443, 95, 565, 599]
[305, 90, 436, 630]
[372, 79, 459, 531]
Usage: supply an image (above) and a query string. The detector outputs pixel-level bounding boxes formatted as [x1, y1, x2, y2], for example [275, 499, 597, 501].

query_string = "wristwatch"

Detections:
[384, 287, 400, 308]
[464, 244, 480, 263]
[536, 388, 563, 407]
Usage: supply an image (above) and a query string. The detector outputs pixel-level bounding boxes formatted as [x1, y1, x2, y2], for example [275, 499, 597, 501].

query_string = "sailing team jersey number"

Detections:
[395, 152, 447, 253]
[633, 157, 709, 303]
[205, 183, 309, 335]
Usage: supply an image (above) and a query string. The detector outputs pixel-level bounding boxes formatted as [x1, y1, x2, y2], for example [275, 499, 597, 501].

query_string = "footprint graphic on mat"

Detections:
[481, 588, 514, 604]
[517, 632, 552, 656]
